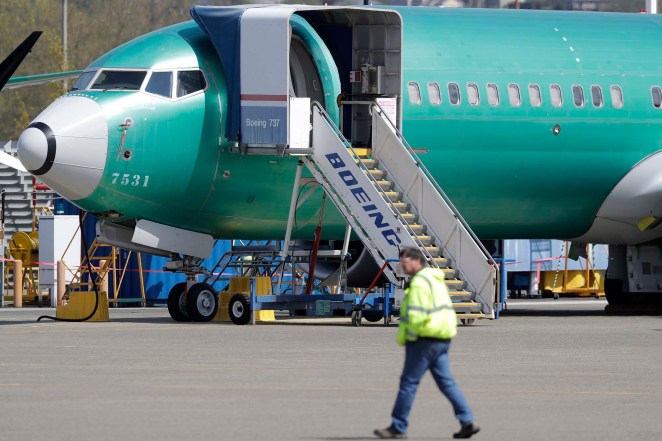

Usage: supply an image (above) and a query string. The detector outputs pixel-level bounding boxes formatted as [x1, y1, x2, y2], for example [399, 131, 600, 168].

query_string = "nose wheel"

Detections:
[167, 282, 219, 322]
[186, 283, 219, 322]
[167, 282, 190, 322]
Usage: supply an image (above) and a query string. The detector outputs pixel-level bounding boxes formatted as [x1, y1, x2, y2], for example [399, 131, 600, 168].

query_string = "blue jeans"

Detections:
[390, 339, 474, 434]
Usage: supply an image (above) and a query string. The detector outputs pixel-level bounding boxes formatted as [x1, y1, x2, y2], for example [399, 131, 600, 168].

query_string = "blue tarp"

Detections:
[190, 6, 253, 142]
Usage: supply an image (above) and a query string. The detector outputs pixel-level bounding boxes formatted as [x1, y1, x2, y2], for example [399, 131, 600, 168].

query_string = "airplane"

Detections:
[5, 5, 662, 322]
[0, 31, 82, 172]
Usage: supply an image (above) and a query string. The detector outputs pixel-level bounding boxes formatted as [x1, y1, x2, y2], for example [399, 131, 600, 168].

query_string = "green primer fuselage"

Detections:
[72, 8, 662, 241]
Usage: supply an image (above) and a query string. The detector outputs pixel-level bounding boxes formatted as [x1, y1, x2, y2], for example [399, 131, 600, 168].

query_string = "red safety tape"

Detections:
[0, 256, 295, 278]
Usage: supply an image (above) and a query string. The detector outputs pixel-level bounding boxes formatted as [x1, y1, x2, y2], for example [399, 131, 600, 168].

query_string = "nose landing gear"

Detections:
[165, 257, 219, 322]
[167, 281, 219, 322]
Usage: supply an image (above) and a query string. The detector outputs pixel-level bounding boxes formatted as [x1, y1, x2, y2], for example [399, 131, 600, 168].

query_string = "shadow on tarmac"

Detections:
[501, 308, 662, 318]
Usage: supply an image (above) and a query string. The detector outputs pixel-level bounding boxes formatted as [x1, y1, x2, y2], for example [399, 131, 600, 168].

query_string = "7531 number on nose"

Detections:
[111, 173, 150, 187]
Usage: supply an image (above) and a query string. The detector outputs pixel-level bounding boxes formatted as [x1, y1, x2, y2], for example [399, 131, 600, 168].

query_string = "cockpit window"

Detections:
[70, 70, 96, 91]
[176, 70, 206, 98]
[91, 70, 147, 91]
[146, 71, 172, 98]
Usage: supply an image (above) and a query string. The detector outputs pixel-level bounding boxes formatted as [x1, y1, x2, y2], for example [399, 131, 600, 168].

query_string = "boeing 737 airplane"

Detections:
[5, 5, 662, 321]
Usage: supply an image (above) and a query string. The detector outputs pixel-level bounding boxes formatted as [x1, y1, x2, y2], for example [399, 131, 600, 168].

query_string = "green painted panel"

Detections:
[71, 9, 662, 242]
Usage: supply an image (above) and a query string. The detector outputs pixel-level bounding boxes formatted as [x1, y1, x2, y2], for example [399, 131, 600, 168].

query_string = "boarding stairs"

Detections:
[0, 141, 52, 243]
[300, 103, 497, 320]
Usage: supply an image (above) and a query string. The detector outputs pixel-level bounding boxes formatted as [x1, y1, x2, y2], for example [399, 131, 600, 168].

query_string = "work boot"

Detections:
[453, 423, 480, 439]
[373, 427, 407, 439]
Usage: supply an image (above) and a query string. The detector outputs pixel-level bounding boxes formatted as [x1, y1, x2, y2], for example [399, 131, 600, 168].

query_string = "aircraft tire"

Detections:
[351, 310, 362, 327]
[167, 282, 191, 322]
[228, 294, 251, 325]
[604, 277, 627, 306]
[362, 309, 384, 323]
[186, 283, 218, 322]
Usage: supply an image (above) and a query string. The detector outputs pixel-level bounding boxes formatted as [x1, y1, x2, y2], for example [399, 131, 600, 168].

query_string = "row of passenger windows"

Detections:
[71, 69, 207, 99]
[408, 82, 662, 110]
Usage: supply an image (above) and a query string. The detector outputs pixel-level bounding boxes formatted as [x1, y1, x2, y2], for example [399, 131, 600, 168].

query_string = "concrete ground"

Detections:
[1, 299, 661, 441]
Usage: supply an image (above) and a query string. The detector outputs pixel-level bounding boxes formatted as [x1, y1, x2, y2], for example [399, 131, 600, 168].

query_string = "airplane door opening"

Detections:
[289, 37, 325, 108]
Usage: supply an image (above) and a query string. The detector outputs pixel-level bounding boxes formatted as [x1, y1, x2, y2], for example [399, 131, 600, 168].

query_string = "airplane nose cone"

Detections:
[18, 96, 107, 201]
[17, 122, 53, 173]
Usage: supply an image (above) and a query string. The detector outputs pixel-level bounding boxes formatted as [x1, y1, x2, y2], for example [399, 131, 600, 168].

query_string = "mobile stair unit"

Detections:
[301, 102, 497, 320]
[192, 4, 498, 323]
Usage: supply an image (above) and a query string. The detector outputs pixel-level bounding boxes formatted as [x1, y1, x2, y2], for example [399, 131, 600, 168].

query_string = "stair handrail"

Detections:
[367, 101, 497, 270]
[310, 102, 440, 269]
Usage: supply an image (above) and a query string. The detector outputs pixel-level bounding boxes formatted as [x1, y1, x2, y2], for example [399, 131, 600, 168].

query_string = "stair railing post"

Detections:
[337, 224, 352, 294]
[277, 160, 303, 295]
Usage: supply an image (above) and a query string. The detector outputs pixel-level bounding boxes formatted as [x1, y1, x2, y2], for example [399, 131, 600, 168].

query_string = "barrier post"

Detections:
[13, 260, 23, 308]
[0, 250, 4, 308]
[99, 260, 109, 297]
[56, 260, 66, 306]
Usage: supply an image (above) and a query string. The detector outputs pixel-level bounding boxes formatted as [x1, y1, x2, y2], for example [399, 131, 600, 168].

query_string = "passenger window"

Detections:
[591, 85, 603, 108]
[177, 70, 206, 98]
[427, 82, 441, 105]
[408, 82, 421, 105]
[146, 72, 172, 98]
[550, 84, 563, 108]
[610, 86, 623, 109]
[652, 86, 662, 108]
[573, 85, 585, 107]
[508, 84, 521, 106]
[486, 83, 499, 106]
[529, 84, 542, 107]
[448, 83, 461, 105]
[467, 83, 479, 105]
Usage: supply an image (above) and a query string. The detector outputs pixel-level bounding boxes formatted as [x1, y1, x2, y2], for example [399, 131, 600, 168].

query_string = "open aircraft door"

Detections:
[191, 5, 403, 153]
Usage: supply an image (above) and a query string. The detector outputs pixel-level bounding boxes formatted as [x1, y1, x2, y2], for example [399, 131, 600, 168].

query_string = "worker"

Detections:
[374, 247, 479, 439]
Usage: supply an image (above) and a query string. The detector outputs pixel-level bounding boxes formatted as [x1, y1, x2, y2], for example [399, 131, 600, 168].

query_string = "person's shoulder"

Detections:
[411, 268, 443, 288]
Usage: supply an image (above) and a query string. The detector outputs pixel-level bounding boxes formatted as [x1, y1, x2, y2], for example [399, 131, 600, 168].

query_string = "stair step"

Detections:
[432, 257, 449, 267]
[413, 235, 433, 246]
[445, 279, 465, 289]
[382, 191, 401, 201]
[352, 147, 372, 157]
[406, 224, 426, 234]
[449, 291, 473, 300]
[357, 158, 377, 169]
[456, 313, 486, 321]
[425, 246, 441, 257]
[391, 202, 410, 213]
[399, 212, 417, 221]
[373, 180, 394, 191]
[441, 268, 457, 278]
[367, 169, 386, 180]
[452, 301, 482, 311]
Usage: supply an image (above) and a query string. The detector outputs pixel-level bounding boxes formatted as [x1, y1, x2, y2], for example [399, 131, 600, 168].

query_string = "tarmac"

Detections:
[1, 298, 661, 441]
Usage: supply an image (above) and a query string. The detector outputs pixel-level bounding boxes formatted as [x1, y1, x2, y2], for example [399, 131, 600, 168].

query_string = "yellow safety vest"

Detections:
[396, 267, 457, 345]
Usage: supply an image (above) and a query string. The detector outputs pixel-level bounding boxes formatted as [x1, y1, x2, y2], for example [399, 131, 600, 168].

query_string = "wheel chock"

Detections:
[56, 291, 109, 322]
